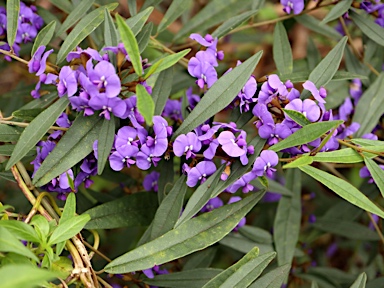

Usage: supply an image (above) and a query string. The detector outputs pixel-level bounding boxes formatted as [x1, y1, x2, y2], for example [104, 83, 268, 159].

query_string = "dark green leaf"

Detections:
[173, 51, 262, 138]
[127, 0, 137, 16]
[364, 157, 384, 198]
[273, 22, 293, 76]
[20, 91, 59, 110]
[152, 68, 173, 115]
[0, 125, 22, 142]
[105, 192, 265, 273]
[306, 38, 321, 70]
[350, 272, 367, 288]
[295, 15, 342, 40]
[84, 192, 158, 229]
[249, 264, 290, 288]
[280, 70, 367, 84]
[6, 97, 68, 170]
[136, 84, 155, 125]
[31, 21, 56, 56]
[141, 0, 164, 11]
[238, 225, 273, 244]
[97, 117, 115, 175]
[350, 9, 384, 47]
[183, 247, 217, 270]
[6, 0, 20, 47]
[0, 227, 38, 261]
[0, 144, 34, 157]
[0, 220, 40, 243]
[158, 0, 193, 33]
[12, 108, 44, 121]
[137, 22, 153, 53]
[33, 113, 103, 186]
[299, 165, 384, 218]
[321, 0, 353, 24]
[220, 232, 274, 255]
[125, 7, 154, 36]
[344, 47, 370, 86]
[49, 0, 73, 13]
[48, 214, 90, 245]
[282, 108, 311, 126]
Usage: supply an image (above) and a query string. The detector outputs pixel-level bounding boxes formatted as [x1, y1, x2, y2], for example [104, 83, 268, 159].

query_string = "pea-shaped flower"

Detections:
[252, 150, 279, 178]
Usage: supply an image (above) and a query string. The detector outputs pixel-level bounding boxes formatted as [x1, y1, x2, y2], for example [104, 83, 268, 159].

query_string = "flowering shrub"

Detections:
[0, 0, 384, 287]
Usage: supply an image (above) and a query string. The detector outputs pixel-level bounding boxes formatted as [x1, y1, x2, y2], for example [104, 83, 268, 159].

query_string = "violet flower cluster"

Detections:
[0, 2, 43, 60]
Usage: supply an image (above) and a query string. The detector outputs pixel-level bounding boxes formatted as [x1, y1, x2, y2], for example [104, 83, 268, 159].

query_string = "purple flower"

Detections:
[87, 60, 121, 98]
[186, 161, 217, 187]
[253, 150, 279, 177]
[109, 145, 139, 171]
[136, 144, 161, 170]
[58, 66, 78, 97]
[186, 87, 200, 110]
[226, 171, 257, 193]
[217, 131, 246, 157]
[66, 47, 103, 62]
[281, 0, 305, 15]
[89, 95, 126, 120]
[28, 46, 54, 76]
[143, 171, 160, 192]
[237, 75, 257, 113]
[188, 52, 218, 88]
[259, 123, 292, 146]
[337, 97, 353, 121]
[162, 99, 183, 121]
[173, 132, 202, 159]
[350, 79, 362, 103]
[115, 126, 139, 151]
[201, 197, 223, 212]
[302, 81, 326, 104]
[285, 99, 321, 122]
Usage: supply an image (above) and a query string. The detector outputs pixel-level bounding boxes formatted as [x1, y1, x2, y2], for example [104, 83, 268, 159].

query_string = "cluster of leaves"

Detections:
[0, 0, 384, 287]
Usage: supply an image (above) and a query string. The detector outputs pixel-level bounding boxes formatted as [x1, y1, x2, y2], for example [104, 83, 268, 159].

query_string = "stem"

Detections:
[367, 211, 384, 245]
[338, 139, 384, 156]
[97, 276, 113, 288]
[0, 120, 69, 131]
[0, 48, 29, 65]
[149, 36, 189, 68]
[83, 241, 112, 263]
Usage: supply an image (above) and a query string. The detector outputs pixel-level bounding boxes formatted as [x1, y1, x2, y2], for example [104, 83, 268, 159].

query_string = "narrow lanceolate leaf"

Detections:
[56, 4, 118, 64]
[0, 220, 40, 243]
[321, 0, 353, 25]
[352, 73, 384, 137]
[6, 0, 20, 47]
[56, 0, 95, 37]
[350, 272, 367, 288]
[48, 214, 90, 245]
[158, 0, 193, 33]
[350, 9, 384, 47]
[12, 108, 43, 121]
[49, 0, 73, 13]
[104, 8, 118, 47]
[84, 193, 158, 229]
[150, 175, 188, 240]
[33, 114, 103, 186]
[173, 51, 262, 138]
[364, 158, 384, 198]
[295, 15, 342, 40]
[31, 21, 56, 56]
[6, 97, 68, 170]
[152, 68, 173, 115]
[307, 38, 321, 70]
[125, 7, 154, 36]
[282, 108, 311, 126]
[136, 84, 155, 125]
[273, 22, 293, 76]
[0, 227, 39, 261]
[137, 22, 153, 53]
[0, 125, 22, 142]
[105, 192, 264, 273]
[97, 116, 115, 175]
[302, 36, 347, 99]
[60, 192, 76, 224]
[351, 138, 384, 146]
[249, 264, 291, 288]
[274, 169, 301, 266]
[312, 148, 370, 163]
[283, 155, 313, 169]
[203, 249, 276, 288]
[116, 14, 143, 76]
[269, 120, 343, 152]
[212, 10, 258, 39]
[299, 165, 384, 218]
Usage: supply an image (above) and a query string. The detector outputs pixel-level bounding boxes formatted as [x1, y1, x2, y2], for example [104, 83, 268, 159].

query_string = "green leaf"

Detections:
[150, 175, 188, 240]
[0, 227, 38, 261]
[280, 70, 367, 84]
[321, 0, 353, 24]
[152, 68, 173, 115]
[274, 169, 301, 266]
[282, 108, 311, 126]
[183, 247, 218, 270]
[174, 0, 253, 41]
[84, 192, 158, 229]
[56, 0, 95, 37]
[116, 14, 143, 76]
[269, 120, 343, 152]
[350, 272, 367, 288]
[105, 192, 265, 273]
[203, 249, 276, 288]
[12, 108, 44, 121]
[249, 264, 290, 288]
[33, 113, 103, 186]
[350, 9, 384, 47]
[145, 49, 190, 79]
[273, 22, 293, 76]
[0, 125, 22, 142]
[302, 36, 348, 99]
[344, 46, 370, 86]
[97, 117, 115, 175]
[283, 155, 313, 169]
[295, 14, 342, 40]
[6, 97, 68, 170]
[364, 157, 384, 198]
[31, 21, 56, 56]
[20, 91, 59, 110]
[136, 84, 155, 125]
[299, 165, 384, 218]
[238, 225, 273, 244]
[49, 0, 73, 13]
[158, 0, 193, 33]
[125, 7, 154, 36]
[56, 4, 118, 64]
[352, 139, 384, 146]
[60, 192, 76, 224]
[311, 281, 320, 288]
[0, 220, 40, 243]
[6, 0, 20, 47]
[220, 232, 274, 255]
[144, 268, 223, 288]
[48, 214, 90, 245]
[0, 264, 60, 288]
[312, 148, 367, 163]
[352, 73, 384, 137]
[173, 51, 262, 138]
[137, 23, 153, 54]
[127, 0, 137, 16]
[211, 10, 258, 39]
[30, 215, 50, 242]
[306, 38, 321, 70]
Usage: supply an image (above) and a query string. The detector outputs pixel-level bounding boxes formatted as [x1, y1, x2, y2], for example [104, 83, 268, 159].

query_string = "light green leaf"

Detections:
[274, 169, 301, 266]
[273, 22, 293, 76]
[116, 14, 142, 76]
[60, 192, 76, 224]
[312, 148, 366, 163]
[299, 165, 384, 218]
[0, 220, 40, 243]
[56, 4, 118, 64]
[6, 96, 68, 170]
[125, 7, 154, 36]
[158, 0, 193, 33]
[30, 215, 50, 242]
[295, 14, 342, 40]
[350, 272, 367, 288]
[48, 214, 90, 245]
[173, 51, 262, 138]
[212, 10, 258, 39]
[321, 0, 353, 24]
[352, 139, 384, 146]
[152, 68, 173, 115]
[33, 113, 103, 186]
[249, 264, 290, 288]
[350, 9, 384, 47]
[97, 116, 115, 175]
[283, 155, 313, 169]
[269, 120, 343, 152]
[282, 108, 311, 126]
[105, 192, 265, 273]
[49, 0, 73, 13]
[203, 249, 276, 288]
[136, 84, 155, 125]
[0, 227, 38, 261]
[352, 73, 384, 137]
[56, 0, 95, 37]
[84, 193, 158, 229]
[31, 21, 56, 56]
[6, 0, 20, 47]
[364, 157, 384, 198]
